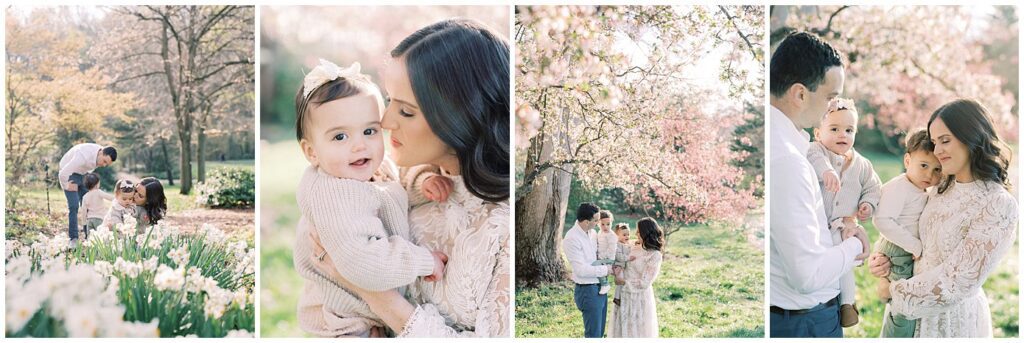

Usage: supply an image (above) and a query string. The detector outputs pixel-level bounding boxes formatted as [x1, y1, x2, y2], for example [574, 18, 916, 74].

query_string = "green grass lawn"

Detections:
[844, 150, 1019, 338]
[515, 214, 764, 338]
[258, 139, 309, 337]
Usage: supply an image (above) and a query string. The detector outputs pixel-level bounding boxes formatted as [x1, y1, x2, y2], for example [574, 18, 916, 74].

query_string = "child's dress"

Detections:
[806, 142, 881, 307]
[293, 159, 436, 337]
[610, 245, 662, 338]
[873, 173, 927, 337]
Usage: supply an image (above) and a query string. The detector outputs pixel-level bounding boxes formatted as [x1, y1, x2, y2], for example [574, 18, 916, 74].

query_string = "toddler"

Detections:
[872, 129, 940, 337]
[79, 173, 113, 238]
[806, 98, 881, 328]
[102, 179, 137, 229]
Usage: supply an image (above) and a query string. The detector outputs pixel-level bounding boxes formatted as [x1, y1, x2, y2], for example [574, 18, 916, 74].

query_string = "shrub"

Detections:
[195, 168, 254, 209]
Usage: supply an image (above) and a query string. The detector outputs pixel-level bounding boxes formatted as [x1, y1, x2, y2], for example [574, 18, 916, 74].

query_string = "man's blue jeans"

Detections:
[770, 298, 843, 338]
[574, 283, 607, 338]
[63, 173, 88, 240]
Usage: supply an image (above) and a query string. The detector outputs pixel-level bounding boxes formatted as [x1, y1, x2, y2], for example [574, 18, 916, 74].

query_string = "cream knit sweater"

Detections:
[294, 159, 436, 337]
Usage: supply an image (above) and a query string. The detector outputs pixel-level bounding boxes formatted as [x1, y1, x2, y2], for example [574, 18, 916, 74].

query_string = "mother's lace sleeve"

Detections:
[398, 213, 510, 337]
[626, 251, 662, 291]
[889, 192, 1017, 319]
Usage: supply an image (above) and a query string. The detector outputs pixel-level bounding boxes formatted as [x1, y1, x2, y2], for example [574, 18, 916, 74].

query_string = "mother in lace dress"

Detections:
[610, 217, 663, 338]
[867, 99, 1018, 337]
[302, 18, 511, 337]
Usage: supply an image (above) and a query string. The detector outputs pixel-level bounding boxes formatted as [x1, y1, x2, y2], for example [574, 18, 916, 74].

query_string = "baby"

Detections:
[102, 179, 137, 229]
[591, 210, 618, 295]
[611, 223, 632, 306]
[872, 129, 940, 337]
[291, 59, 448, 338]
[806, 98, 881, 328]
[79, 173, 113, 238]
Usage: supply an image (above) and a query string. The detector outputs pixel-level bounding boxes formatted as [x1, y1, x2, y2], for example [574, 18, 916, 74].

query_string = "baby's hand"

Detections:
[822, 170, 840, 193]
[424, 251, 448, 282]
[422, 175, 454, 203]
[857, 203, 873, 221]
[912, 254, 920, 261]
[629, 255, 637, 262]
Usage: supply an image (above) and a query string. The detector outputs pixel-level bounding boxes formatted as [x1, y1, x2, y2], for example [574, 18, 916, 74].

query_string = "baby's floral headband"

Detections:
[829, 98, 857, 114]
[303, 59, 364, 100]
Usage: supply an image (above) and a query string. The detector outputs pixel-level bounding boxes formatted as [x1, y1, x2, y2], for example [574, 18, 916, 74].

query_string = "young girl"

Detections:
[610, 217, 663, 338]
[291, 59, 448, 337]
[78, 173, 113, 238]
[102, 179, 137, 229]
[805, 98, 881, 327]
[872, 129, 941, 337]
[611, 223, 632, 306]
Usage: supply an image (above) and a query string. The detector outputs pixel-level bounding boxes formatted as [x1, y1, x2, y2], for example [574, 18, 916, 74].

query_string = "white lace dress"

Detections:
[610, 245, 662, 338]
[397, 168, 510, 337]
[887, 180, 1017, 337]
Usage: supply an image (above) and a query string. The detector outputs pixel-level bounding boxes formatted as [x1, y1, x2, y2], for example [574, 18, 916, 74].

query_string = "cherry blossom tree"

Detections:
[771, 5, 1018, 148]
[515, 5, 762, 285]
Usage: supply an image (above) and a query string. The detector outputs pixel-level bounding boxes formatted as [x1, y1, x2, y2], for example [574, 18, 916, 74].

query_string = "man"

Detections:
[562, 202, 609, 338]
[769, 31, 870, 338]
[58, 143, 117, 247]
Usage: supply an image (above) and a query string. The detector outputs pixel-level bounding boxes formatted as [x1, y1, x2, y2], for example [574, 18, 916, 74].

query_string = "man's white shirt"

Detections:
[769, 105, 863, 310]
[58, 143, 102, 189]
[563, 221, 609, 285]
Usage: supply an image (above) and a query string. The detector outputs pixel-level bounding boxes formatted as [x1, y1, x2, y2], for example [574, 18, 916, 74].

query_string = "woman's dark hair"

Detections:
[904, 129, 933, 155]
[576, 202, 600, 222]
[927, 99, 1011, 194]
[636, 217, 664, 251]
[770, 31, 843, 98]
[83, 173, 100, 190]
[391, 18, 510, 202]
[139, 177, 167, 225]
[294, 72, 378, 141]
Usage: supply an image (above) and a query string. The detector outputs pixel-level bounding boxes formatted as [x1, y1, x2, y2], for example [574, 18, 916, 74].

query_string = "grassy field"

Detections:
[843, 150, 1019, 338]
[258, 139, 309, 337]
[515, 213, 764, 338]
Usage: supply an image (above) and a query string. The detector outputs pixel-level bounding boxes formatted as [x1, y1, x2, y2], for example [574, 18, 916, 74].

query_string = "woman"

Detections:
[132, 177, 168, 232]
[305, 18, 510, 337]
[868, 99, 1017, 337]
[610, 217, 663, 338]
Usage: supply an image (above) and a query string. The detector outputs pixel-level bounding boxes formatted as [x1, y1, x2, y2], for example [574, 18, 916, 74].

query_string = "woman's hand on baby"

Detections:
[877, 278, 892, 302]
[868, 252, 891, 278]
[856, 203, 873, 221]
[369, 326, 386, 337]
[422, 175, 453, 203]
[822, 170, 840, 193]
[424, 251, 448, 282]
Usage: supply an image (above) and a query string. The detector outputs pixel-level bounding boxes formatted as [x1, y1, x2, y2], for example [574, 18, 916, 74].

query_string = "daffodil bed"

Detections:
[5, 217, 255, 338]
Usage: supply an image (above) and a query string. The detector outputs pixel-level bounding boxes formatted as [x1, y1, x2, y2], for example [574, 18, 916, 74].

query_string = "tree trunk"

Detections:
[178, 128, 192, 195]
[161, 138, 174, 186]
[198, 125, 207, 183]
[515, 126, 574, 288]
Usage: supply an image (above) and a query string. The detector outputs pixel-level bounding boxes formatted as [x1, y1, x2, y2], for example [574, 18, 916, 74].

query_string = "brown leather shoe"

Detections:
[840, 304, 859, 327]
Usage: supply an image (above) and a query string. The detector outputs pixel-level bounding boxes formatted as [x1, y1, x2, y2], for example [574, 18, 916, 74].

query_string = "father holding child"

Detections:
[768, 31, 870, 338]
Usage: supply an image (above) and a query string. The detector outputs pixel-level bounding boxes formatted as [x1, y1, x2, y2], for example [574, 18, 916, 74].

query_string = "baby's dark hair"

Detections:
[294, 72, 380, 141]
[614, 223, 630, 232]
[904, 129, 933, 154]
[83, 173, 100, 190]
